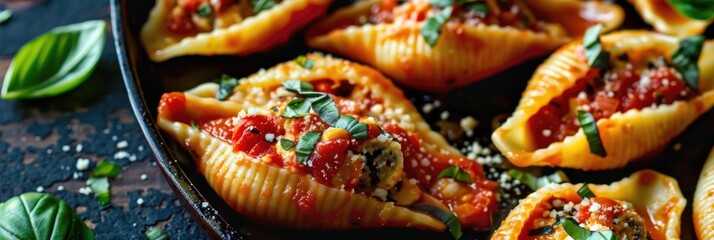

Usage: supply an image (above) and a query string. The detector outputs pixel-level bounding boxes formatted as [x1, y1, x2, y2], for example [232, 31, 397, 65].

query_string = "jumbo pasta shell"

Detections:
[694, 147, 714, 239]
[306, 0, 623, 91]
[140, 0, 332, 62]
[492, 31, 714, 170]
[630, 0, 712, 37]
[491, 170, 686, 239]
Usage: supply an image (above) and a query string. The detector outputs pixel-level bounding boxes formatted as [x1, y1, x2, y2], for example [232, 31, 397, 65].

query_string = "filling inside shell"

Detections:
[165, 0, 285, 36]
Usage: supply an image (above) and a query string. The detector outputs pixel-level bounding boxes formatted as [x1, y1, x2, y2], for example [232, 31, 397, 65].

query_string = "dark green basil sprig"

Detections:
[437, 165, 472, 183]
[672, 35, 704, 90]
[412, 205, 463, 240]
[295, 131, 322, 164]
[583, 24, 610, 69]
[667, 0, 714, 20]
[252, 0, 277, 13]
[577, 111, 606, 157]
[282, 80, 340, 125]
[216, 74, 240, 101]
[0, 193, 95, 239]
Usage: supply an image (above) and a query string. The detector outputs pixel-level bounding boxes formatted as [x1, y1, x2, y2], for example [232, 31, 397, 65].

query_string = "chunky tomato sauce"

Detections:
[528, 54, 696, 149]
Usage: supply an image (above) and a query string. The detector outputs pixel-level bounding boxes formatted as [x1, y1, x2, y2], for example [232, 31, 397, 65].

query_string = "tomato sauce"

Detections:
[528, 61, 695, 149]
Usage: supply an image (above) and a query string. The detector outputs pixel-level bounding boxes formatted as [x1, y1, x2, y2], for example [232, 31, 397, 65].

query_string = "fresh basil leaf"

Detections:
[562, 218, 617, 240]
[0, 193, 95, 239]
[412, 205, 462, 240]
[296, 55, 314, 70]
[87, 177, 111, 206]
[335, 115, 369, 140]
[296, 131, 322, 164]
[437, 165, 472, 183]
[216, 74, 239, 101]
[577, 110, 606, 157]
[301, 92, 340, 125]
[282, 80, 314, 93]
[191, 121, 200, 130]
[282, 98, 311, 118]
[508, 169, 569, 191]
[280, 138, 296, 150]
[577, 185, 596, 199]
[466, 2, 489, 15]
[672, 35, 704, 90]
[421, 6, 453, 47]
[145, 226, 168, 240]
[583, 24, 610, 69]
[1, 20, 106, 100]
[429, 0, 455, 7]
[196, 2, 213, 17]
[91, 160, 122, 178]
[0, 9, 11, 24]
[667, 0, 714, 20]
[251, 0, 277, 13]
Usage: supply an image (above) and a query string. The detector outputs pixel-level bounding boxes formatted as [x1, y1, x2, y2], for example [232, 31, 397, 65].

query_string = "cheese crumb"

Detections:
[116, 140, 128, 149]
[76, 158, 90, 171]
[460, 116, 478, 137]
[36, 186, 44, 192]
[542, 129, 552, 137]
[372, 188, 388, 201]
[62, 145, 70, 152]
[264, 133, 275, 142]
[201, 202, 209, 208]
[79, 187, 92, 195]
[137, 198, 144, 205]
[75, 144, 83, 152]
[140, 174, 147, 181]
[589, 202, 601, 212]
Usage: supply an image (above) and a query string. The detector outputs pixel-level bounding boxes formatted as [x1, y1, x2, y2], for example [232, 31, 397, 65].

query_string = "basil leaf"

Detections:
[335, 115, 369, 140]
[282, 80, 314, 93]
[412, 205, 462, 240]
[1, 20, 106, 100]
[437, 165, 472, 183]
[216, 74, 239, 101]
[296, 55, 314, 70]
[145, 226, 168, 240]
[0, 193, 95, 240]
[466, 2, 489, 15]
[507, 169, 569, 191]
[296, 131, 322, 164]
[667, 0, 714, 20]
[421, 6, 453, 47]
[196, 2, 213, 17]
[87, 177, 111, 206]
[583, 24, 610, 69]
[91, 160, 122, 178]
[0, 9, 11, 24]
[577, 185, 596, 199]
[562, 218, 617, 240]
[191, 121, 201, 130]
[301, 92, 340, 125]
[282, 98, 311, 118]
[251, 0, 277, 13]
[577, 111, 606, 157]
[429, 0, 456, 7]
[280, 138, 296, 150]
[672, 35, 704, 90]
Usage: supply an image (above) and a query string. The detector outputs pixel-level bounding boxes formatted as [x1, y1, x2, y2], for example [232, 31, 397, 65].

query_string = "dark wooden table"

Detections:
[0, 0, 208, 238]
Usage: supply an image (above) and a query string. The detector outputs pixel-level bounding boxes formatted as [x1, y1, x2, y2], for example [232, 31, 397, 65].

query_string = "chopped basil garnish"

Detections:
[335, 115, 369, 140]
[0, 9, 11, 24]
[296, 131, 322, 164]
[91, 160, 122, 178]
[87, 177, 110, 205]
[216, 74, 239, 101]
[280, 138, 296, 150]
[507, 169, 569, 191]
[577, 185, 596, 199]
[437, 165, 472, 183]
[281, 80, 340, 125]
[196, 3, 213, 17]
[190, 121, 200, 130]
[562, 218, 617, 240]
[412, 205, 463, 240]
[577, 110, 606, 157]
[145, 226, 169, 240]
[583, 24, 610, 69]
[251, 0, 277, 13]
[672, 35, 704, 90]
[421, 6, 453, 47]
[282, 98, 311, 118]
[428, 0, 455, 7]
[283, 79, 315, 93]
[296, 55, 314, 70]
[667, 0, 714, 20]
[466, 2, 489, 15]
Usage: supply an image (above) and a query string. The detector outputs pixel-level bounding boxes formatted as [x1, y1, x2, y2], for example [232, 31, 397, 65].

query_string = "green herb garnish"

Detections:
[282, 98, 311, 118]
[466, 2, 489, 15]
[583, 24, 610, 69]
[91, 160, 122, 178]
[577, 110, 606, 157]
[562, 218, 617, 240]
[378, 126, 394, 140]
[87, 177, 111, 205]
[280, 138, 296, 150]
[437, 165, 472, 183]
[251, 0, 277, 13]
[507, 169, 569, 191]
[296, 131, 322, 164]
[412, 205, 462, 240]
[577, 185, 596, 199]
[145, 226, 169, 240]
[421, 6, 453, 47]
[1, 20, 106, 100]
[296, 55, 314, 69]
[281, 80, 340, 125]
[216, 74, 239, 101]
[672, 35, 704, 90]
[191, 121, 200, 130]
[0, 193, 95, 239]
[283, 79, 314, 93]
[335, 115, 369, 140]
[0, 9, 12, 24]
[667, 0, 714, 20]
[196, 2, 213, 17]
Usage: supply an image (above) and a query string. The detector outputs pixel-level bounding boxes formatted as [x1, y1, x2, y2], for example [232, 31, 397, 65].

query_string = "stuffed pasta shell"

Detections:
[694, 147, 714, 240]
[492, 170, 685, 240]
[630, 0, 712, 37]
[156, 53, 499, 234]
[140, 0, 332, 62]
[492, 30, 714, 170]
[305, 0, 623, 91]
